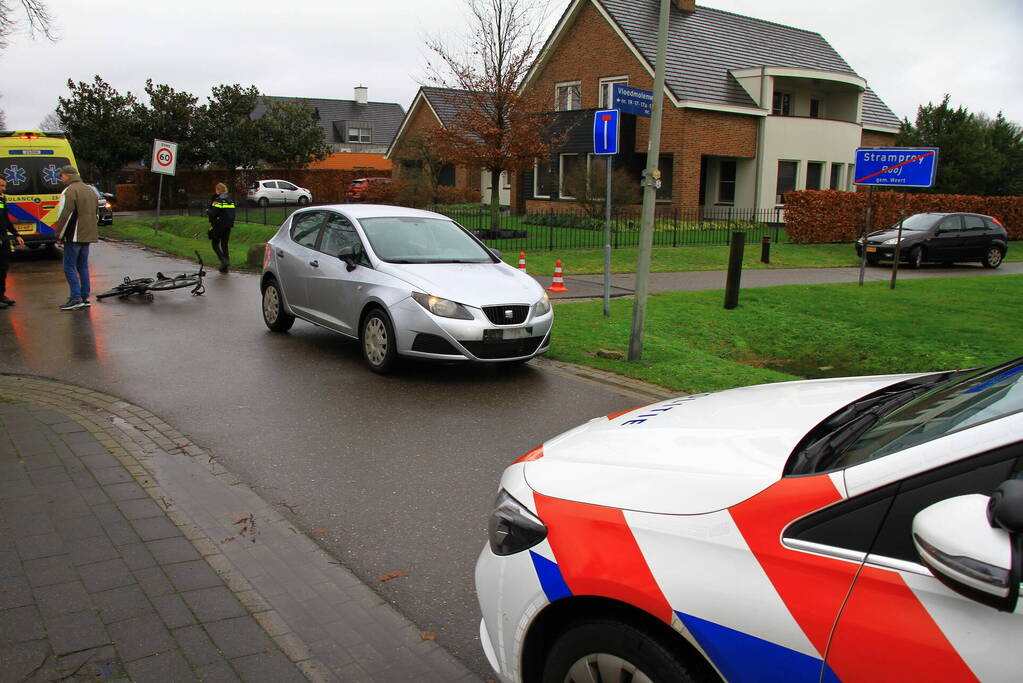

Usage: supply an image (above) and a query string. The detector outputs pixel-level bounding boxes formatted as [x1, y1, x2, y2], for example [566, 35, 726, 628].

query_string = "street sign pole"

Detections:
[604, 156, 613, 316]
[150, 139, 179, 232]
[155, 175, 164, 232]
[628, 0, 670, 361]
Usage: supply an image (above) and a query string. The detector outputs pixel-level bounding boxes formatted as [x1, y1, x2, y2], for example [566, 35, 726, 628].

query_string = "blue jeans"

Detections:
[62, 242, 91, 300]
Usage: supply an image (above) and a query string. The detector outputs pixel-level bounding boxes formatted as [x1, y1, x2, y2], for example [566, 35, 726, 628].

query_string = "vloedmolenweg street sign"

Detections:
[612, 84, 653, 118]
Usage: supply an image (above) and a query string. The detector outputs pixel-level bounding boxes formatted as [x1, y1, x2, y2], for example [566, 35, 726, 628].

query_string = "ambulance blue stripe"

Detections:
[6, 203, 52, 233]
[529, 551, 572, 602]
[677, 611, 840, 683]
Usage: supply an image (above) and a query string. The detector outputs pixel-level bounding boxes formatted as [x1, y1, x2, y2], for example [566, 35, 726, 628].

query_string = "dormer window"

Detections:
[346, 122, 373, 143]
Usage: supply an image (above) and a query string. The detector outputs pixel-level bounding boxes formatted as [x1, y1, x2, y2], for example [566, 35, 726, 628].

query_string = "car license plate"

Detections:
[483, 327, 532, 342]
[866, 246, 877, 253]
[14, 222, 35, 234]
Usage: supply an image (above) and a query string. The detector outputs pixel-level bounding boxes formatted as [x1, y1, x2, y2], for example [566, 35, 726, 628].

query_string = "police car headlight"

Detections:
[411, 292, 474, 320]
[883, 237, 901, 245]
[488, 489, 547, 556]
[533, 294, 551, 317]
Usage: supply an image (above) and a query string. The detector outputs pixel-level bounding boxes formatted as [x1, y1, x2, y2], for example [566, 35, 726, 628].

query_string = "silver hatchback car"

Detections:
[260, 204, 553, 373]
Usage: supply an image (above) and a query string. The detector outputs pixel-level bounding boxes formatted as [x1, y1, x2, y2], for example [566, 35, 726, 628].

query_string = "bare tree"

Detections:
[39, 109, 61, 131]
[0, 0, 56, 47]
[424, 0, 559, 231]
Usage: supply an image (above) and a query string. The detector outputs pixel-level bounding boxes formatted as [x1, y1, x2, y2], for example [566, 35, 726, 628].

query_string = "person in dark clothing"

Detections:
[207, 182, 235, 273]
[0, 178, 27, 309]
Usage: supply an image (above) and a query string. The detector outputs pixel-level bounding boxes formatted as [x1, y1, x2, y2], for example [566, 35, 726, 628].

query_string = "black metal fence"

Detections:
[183, 197, 786, 250]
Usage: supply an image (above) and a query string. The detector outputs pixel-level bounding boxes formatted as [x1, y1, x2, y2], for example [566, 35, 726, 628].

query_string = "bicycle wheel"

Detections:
[147, 275, 200, 291]
[96, 287, 130, 300]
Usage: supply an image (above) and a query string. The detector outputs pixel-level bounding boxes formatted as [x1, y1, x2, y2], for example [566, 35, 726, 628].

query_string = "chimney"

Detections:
[355, 85, 368, 105]
[672, 0, 695, 12]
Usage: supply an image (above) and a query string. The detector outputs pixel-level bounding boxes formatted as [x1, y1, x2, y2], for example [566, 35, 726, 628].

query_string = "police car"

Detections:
[476, 358, 1023, 682]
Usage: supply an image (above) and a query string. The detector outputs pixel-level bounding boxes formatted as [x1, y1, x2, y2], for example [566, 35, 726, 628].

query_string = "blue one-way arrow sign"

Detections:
[594, 109, 619, 155]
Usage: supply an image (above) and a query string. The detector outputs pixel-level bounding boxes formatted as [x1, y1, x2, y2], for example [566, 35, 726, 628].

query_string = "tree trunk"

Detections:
[489, 168, 502, 232]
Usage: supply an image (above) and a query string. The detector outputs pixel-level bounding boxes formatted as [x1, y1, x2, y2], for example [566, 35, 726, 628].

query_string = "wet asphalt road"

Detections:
[0, 241, 641, 677]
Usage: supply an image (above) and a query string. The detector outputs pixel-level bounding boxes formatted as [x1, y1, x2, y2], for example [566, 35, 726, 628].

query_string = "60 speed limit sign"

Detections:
[151, 139, 178, 176]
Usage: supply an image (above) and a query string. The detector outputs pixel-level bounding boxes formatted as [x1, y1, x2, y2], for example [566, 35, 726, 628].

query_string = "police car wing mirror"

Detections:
[912, 491, 1021, 612]
[337, 245, 359, 271]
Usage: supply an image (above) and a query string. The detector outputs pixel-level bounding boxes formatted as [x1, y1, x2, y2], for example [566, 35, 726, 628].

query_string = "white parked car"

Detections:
[260, 204, 553, 373]
[476, 358, 1023, 682]
[247, 179, 312, 206]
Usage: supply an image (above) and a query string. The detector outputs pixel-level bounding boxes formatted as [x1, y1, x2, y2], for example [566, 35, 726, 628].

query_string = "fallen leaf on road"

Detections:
[313, 527, 326, 533]
[420, 631, 436, 641]
[221, 536, 236, 542]
[378, 572, 407, 582]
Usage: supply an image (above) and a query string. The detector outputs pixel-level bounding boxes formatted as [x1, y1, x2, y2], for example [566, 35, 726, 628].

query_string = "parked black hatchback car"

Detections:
[855, 212, 1008, 268]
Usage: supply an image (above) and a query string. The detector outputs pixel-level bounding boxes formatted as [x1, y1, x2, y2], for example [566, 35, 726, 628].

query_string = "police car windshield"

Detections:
[2, 157, 70, 195]
[359, 217, 494, 264]
[824, 359, 1023, 471]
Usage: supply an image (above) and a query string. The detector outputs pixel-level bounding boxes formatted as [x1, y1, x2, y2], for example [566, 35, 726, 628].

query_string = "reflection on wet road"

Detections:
[0, 240, 638, 676]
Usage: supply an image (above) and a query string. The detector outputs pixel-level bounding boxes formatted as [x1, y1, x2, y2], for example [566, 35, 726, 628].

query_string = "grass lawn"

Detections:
[547, 276, 1023, 394]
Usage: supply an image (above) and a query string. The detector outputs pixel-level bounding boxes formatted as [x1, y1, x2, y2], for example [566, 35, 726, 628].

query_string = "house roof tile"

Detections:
[595, 0, 900, 129]
[253, 96, 407, 145]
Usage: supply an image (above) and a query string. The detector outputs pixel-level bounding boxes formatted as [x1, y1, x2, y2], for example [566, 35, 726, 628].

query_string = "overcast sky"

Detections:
[1, 0, 1021, 130]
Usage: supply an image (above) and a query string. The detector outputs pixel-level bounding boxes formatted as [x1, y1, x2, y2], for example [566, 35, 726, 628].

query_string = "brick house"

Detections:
[515, 0, 901, 216]
[386, 87, 486, 198]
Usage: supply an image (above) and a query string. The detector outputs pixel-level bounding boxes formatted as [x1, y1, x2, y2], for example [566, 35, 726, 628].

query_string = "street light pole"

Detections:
[628, 0, 671, 361]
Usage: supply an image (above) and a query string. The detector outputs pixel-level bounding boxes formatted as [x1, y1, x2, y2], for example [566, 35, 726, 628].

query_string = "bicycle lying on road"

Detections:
[96, 252, 207, 302]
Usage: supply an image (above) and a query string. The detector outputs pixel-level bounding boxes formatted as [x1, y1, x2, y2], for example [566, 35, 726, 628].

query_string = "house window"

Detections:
[437, 164, 455, 187]
[772, 92, 791, 116]
[776, 160, 798, 203]
[810, 99, 822, 118]
[555, 82, 581, 111]
[346, 123, 372, 143]
[534, 160, 556, 198]
[599, 77, 628, 109]
[806, 162, 823, 190]
[830, 163, 842, 190]
[718, 160, 736, 203]
[656, 154, 673, 201]
[559, 153, 584, 198]
[847, 163, 856, 189]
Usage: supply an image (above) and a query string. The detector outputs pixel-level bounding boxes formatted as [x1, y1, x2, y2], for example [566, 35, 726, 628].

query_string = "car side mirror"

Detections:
[337, 245, 360, 272]
[912, 483, 1023, 612]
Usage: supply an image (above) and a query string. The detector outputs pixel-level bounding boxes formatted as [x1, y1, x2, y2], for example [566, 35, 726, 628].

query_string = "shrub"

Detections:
[433, 186, 482, 205]
[361, 179, 399, 204]
[524, 212, 605, 231]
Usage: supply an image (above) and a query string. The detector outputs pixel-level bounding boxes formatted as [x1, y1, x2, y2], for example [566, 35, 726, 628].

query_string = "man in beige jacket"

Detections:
[54, 165, 99, 310]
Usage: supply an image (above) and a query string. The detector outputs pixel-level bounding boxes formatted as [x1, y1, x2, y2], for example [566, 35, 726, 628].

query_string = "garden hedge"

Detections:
[784, 190, 1023, 243]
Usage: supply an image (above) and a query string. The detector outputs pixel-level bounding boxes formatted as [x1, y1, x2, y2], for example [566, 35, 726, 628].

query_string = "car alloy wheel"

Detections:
[983, 246, 1004, 269]
[907, 246, 923, 269]
[298, 196, 309, 205]
[258, 197, 269, 207]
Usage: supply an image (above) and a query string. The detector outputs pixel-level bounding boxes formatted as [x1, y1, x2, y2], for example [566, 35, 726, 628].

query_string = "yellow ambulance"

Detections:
[1, 130, 78, 249]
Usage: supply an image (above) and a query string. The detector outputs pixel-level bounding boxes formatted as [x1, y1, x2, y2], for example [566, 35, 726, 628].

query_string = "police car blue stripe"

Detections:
[676, 611, 840, 683]
[529, 551, 572, 602]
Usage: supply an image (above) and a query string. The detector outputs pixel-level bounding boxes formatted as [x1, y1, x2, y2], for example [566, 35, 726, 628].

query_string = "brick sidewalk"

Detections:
[0, 375, 479, 682]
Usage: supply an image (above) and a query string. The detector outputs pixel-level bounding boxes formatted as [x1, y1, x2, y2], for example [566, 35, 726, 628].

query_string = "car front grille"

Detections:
[482, 305, 530, 325]
[411, 333, 460, 355]
[460, 336, 546, 360]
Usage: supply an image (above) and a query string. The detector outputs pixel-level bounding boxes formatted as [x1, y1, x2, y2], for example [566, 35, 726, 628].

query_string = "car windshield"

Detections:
[789, 359, 1023, 474]
[886, 213, 940, 231]
[359, 216, 494, 264]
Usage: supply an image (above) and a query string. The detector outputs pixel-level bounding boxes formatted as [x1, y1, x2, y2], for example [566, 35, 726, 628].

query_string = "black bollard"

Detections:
[761, 235, 770, 264]
[724, 232, 745, 309]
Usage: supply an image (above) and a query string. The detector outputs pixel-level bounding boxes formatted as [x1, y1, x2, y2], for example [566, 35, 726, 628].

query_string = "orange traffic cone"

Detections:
[517, 252, 527, 271]
[548, 259, 567, 293]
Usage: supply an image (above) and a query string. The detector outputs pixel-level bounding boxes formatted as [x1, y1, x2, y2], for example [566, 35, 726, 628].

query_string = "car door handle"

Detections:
[276, 249, 285, 257]
[309, 260, 319, 268]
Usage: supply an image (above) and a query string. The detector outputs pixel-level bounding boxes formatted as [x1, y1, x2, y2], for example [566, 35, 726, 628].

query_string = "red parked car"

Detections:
[345, 177, 391, 202]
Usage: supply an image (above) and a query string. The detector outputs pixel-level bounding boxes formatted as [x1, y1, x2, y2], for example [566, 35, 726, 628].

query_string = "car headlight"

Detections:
[533, 293, 551, 317]
[883, 237, 901, 245]
[411, 292, 474, 320]
[488, 489, 547, 556]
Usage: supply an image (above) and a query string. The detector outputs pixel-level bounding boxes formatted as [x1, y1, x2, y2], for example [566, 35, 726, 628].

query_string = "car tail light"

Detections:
[992, 217, 1004, 227]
